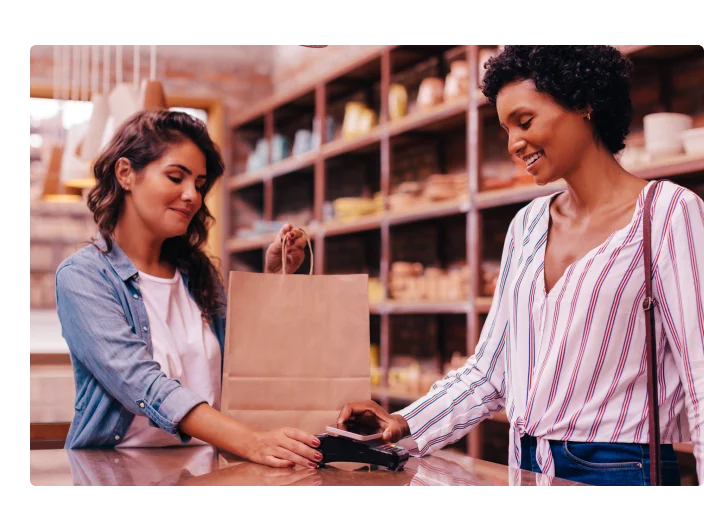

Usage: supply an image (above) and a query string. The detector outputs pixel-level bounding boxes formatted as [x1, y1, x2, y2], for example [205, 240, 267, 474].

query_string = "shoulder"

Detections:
[56, 242, 115, 285]
[509, 192, 555, 238]
[650, 181, 704, 232]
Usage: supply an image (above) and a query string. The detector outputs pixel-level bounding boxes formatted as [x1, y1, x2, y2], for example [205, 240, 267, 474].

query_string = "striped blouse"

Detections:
[397, 180, 704, 483]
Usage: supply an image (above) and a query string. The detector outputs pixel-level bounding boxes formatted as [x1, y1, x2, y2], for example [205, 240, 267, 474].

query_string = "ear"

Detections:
[115, 157, 134, 191]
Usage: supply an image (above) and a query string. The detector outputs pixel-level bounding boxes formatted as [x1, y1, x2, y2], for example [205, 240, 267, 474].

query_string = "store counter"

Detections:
[30, 446, 584, 486]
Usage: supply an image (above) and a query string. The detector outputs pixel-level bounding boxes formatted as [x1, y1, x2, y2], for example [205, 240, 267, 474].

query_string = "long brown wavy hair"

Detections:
[87, 109, 226, 321]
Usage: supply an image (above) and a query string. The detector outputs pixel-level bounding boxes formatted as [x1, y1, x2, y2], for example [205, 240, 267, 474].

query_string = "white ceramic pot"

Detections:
[643, 112, 693, 157]
[681, 127, 704, 155]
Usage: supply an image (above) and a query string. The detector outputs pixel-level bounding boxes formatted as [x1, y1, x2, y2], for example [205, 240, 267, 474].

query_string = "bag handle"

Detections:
[642, 181, 661, 486]
[281, 227, 314, 276]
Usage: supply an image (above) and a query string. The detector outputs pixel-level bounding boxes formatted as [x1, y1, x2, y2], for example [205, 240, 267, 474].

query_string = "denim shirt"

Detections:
[55, 239, 226, 449]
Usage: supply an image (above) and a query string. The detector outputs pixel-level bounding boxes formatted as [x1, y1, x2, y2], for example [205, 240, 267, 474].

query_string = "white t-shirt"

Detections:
[119, 268, 222, 447]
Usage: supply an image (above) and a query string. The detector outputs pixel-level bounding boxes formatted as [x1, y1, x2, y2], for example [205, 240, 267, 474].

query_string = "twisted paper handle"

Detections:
[280, 228, 314, 275]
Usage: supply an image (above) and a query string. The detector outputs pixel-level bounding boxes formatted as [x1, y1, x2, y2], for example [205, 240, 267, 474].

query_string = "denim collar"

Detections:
[98, 235, 190, 287]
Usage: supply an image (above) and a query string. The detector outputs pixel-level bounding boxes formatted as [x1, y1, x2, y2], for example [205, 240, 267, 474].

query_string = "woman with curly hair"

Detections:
[56, 110, 325, 470]
[338, 46, 704, 486]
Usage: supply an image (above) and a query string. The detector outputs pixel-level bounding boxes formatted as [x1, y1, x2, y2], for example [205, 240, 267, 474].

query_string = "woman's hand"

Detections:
[243, 427, 323, 469]
[265, 224, 307, 274]
[337, 400, 411, 443]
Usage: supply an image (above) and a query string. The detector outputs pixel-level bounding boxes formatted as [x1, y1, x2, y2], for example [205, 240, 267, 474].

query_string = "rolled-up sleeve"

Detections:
[56, 262, 206, 440]
[395, 217, 517, 456]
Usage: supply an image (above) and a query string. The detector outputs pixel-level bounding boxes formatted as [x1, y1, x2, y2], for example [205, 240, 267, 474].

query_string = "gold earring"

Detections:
[587, 113, 591, 121]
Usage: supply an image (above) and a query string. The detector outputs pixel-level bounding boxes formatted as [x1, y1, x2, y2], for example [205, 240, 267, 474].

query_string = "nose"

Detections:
[181, 180, 198, 202]
[508, 131, 527, 158]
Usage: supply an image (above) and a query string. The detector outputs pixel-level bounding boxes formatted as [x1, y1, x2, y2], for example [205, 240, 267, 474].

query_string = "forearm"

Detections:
[179, 403, 258, 459]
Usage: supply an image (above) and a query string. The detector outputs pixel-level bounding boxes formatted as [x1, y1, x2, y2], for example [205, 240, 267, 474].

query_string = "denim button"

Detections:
[143, 326, 148, 332]
[114, 435, 121, 441]
[133, 294, 139, 299]
[139, 402, 145, 408]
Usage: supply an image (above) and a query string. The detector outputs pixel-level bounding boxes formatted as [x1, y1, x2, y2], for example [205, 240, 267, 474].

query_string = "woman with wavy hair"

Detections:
[56, 110, 324, 470]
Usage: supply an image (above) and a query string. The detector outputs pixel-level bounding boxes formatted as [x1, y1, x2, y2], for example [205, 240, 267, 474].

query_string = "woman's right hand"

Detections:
[337, 400, 411, 443]
[244, 427, 323, 469]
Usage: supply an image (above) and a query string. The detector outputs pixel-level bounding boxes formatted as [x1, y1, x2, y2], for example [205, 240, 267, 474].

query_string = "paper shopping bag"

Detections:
[220, 232, 370, 435]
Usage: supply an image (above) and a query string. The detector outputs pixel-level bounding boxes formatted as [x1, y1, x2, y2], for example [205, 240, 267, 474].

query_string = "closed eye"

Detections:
[519, 117, 534, 130]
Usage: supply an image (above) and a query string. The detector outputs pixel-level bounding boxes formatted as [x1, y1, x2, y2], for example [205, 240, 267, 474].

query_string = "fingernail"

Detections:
[308, 462, 318, 469]
[313, 439, 320, 447]
[315, 453, 323, 461]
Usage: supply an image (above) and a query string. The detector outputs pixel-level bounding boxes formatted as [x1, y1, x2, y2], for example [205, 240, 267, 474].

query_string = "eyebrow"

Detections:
[166, 164, 207, 179]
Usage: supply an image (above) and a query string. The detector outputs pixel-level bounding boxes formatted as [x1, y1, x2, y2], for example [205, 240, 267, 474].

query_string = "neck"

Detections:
[113, 207, 165, 273]
[559, 142, 635, 216]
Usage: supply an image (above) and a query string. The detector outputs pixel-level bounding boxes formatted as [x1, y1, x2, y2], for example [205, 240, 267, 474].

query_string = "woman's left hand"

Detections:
[265, 224, 307, 274]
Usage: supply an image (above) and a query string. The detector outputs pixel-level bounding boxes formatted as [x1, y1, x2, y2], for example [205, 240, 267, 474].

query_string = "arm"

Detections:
[337, 216, 519, 455]
[393, 216, 518, 456]
[56, 261, 205, 440]
[57, 262, 321, 467]
[656, 193, 704, 485]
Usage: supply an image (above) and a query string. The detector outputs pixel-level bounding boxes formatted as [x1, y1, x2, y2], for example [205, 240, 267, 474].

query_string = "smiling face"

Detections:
[116, 140, 208, 239]
[496, 79, 594, 185]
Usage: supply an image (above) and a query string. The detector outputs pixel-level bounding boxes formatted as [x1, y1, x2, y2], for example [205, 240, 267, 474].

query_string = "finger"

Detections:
[337, 404, 353, 424]
[337, 402, 375, 424]
[284, 428, 321, 449]
[283, 438, 323, 464]
[276, 224, 293, 246]
[290, 237, 307, 251]
[275, 447, 317, 469]
[263, 455, 295, 468]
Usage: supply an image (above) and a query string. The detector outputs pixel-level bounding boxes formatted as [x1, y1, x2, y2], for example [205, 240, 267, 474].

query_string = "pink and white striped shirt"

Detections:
[397, 180, 704, 483]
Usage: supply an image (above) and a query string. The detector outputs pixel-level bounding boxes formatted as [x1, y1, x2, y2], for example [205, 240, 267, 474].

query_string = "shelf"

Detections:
[30, 235, 88, 246]
[380, 300, 470, 314]
[230, 150, 318, 191]
[387, 97, 468, 137]
[267, 150, 318, 179]
[225, 235, 272, 253]
[321, 129, 383, 159]
[322, 215, 384, 237]
[475, 297, 493, 314]
[371, 387, 510, 425]
[630, 153, 704, 181]
[229, 99, 473, 185]
[476, 181, 566, 209]
[229, 169, 267, 191]
[30, 202, 92, 217]
[388, 198, 470, 225]
[372, 386, 426, 405]
[30, 267, 56, 274]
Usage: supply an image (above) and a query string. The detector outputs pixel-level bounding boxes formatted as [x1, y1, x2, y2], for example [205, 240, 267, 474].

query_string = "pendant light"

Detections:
[139, 45, 167, 110]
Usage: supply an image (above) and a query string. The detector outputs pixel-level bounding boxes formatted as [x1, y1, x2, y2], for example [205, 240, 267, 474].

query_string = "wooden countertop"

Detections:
[30, 446, 584, 486]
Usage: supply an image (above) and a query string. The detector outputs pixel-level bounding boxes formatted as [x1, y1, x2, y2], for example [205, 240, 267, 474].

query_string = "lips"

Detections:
[170, 207, 193, 219]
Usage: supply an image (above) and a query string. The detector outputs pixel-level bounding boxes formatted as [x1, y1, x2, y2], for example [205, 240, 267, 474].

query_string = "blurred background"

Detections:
[30, 45, 704, 484]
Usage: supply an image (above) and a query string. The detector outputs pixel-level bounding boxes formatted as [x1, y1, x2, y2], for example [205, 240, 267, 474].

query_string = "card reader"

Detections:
[315, 433, 410, 471]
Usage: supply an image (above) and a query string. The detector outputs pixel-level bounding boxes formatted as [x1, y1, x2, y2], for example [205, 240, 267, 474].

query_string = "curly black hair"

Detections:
[481, 46, 634, 154]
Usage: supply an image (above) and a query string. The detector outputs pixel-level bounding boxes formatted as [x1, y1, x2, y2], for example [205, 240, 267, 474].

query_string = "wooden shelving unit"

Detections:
[225, 45, 704, 465]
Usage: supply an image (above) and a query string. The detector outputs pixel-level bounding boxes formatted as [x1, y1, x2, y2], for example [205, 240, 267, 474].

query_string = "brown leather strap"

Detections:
[642, 182, 661, 486]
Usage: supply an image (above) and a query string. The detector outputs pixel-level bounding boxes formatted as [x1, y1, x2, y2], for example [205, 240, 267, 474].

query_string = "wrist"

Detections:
[226, 424, 260, 460]
[393, 413, 411, 438]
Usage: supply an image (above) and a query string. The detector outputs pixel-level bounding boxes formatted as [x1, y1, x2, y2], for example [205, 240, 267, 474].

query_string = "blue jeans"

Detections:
[520, 434, 681, 486]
